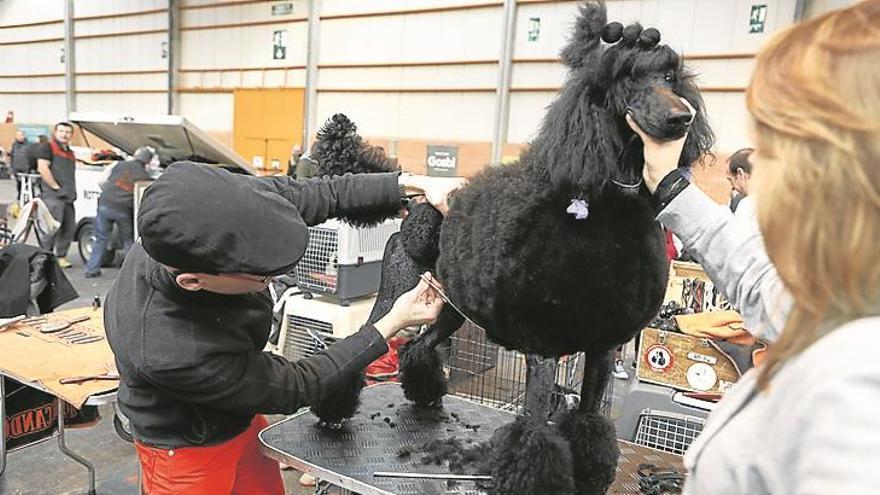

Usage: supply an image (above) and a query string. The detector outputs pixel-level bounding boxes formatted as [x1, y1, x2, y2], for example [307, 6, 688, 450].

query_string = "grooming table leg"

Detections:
[56, 398, 97, 495]
[1, 377, 6, 477]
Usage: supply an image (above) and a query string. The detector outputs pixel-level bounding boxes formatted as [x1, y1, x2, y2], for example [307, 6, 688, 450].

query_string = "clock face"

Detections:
[686, 363, 718, 391]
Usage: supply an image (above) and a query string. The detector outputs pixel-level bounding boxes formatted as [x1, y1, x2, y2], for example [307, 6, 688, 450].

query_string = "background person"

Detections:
[35, 122, 77, 268]
[84, 146, 156, 278]
[628, 3, 880, 492]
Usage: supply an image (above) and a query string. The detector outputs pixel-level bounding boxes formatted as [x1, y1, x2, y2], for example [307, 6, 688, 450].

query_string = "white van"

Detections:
[68, 113, 255, 265]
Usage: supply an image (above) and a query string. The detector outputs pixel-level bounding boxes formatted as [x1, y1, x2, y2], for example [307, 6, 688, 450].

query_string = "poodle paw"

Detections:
[558, 411, 619, 495]
[491, 417, 575, 495]
[400, 341, 448, 407]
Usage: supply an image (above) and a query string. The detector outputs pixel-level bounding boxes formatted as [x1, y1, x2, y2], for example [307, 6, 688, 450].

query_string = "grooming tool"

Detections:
[373, 471, 492, 481]
[39, 315, 90, 334]
[0, 315, 25, 332]
[418, 273, 485, 330]
[56, 328, 83, 337]
[59, 372, 119, 385]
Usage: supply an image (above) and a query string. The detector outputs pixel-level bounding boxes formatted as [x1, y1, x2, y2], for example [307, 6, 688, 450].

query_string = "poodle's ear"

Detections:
[533, 98, 623, 198]
[676, 74, 716, 168]
[559, 1, 608, 69]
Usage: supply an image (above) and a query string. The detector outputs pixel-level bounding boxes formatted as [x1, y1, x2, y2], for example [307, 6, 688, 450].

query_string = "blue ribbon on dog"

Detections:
[566, 199, 590, 220]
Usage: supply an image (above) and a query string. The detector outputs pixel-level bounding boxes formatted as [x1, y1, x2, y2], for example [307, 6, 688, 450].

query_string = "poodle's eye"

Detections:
[664, 71, 676, 83]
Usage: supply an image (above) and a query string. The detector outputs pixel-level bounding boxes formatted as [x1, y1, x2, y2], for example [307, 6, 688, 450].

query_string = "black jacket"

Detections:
[10, 140, 29, 173]
[105, 173, 401, 448]
[99, 159, 152, 212]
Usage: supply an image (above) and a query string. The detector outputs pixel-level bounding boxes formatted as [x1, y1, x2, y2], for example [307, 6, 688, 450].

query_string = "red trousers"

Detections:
[135, 415, 284, 495]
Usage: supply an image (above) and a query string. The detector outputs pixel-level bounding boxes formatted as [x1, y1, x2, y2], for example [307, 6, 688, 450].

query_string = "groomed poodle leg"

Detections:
[399, 306, 464, 407]
[491, 354, 575, 495]
[558, 349, 619, 495]
[523, 354, 558, 420]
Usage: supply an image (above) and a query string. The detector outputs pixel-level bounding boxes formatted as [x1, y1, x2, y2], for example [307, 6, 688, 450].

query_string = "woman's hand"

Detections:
[373, 273, 445, 339]
[400, 174, 467, 216]
[626, 112, 689, 193]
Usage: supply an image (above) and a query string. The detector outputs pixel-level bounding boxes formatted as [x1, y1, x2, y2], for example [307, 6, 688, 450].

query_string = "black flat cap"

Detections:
[138, 162, 309, 275]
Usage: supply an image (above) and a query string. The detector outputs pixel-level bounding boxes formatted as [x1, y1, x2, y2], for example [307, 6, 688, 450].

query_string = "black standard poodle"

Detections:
[306, 1, 714, 492]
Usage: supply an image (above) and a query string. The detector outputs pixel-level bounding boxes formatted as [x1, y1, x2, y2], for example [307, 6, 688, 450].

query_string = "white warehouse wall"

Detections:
[0, 0, 862, 168]
[506, 0, 797, 151]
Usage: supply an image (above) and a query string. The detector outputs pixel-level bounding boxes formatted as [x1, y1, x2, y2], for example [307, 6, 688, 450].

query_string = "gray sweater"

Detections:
[658, 184, 880, 494]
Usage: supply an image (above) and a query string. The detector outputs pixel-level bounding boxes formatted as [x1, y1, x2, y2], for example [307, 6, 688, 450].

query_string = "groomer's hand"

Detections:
[373, 273, 444, 339]
[626, 113, 689, 194]
[400, 174, 467, 216]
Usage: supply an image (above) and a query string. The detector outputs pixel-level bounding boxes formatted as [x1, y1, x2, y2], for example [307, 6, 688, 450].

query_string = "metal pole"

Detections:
[374, 472, 493, 481]
[167, 0, 181, 114]
[490, 0, 517, 166]
[63, 0, 76, 117]
[56, 399, 97, 495]
[302, 0, 322, 152]
[0, 376, 6, 477]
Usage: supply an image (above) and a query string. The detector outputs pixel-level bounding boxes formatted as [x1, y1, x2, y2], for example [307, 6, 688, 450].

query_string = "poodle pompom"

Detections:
[557, 411, 620, 495]
[312, 113, 363, 176]
[310, 113, 401, 227]
[401, 202, 443, 266]
[638, 27, 661, 48]
[491, 417, 575, 495]
[311, 371, 366, 427]
[621, 23, 643, 46]
[601, 21, 624, 43]
[399, 338, 447, 407]
[398, 305, 463, 406]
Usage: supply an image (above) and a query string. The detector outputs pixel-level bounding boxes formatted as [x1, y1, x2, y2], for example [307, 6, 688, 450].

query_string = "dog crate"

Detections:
[275, 293, 376, 362]
[294, 219, 400, 305]
[633, 409, 706, 455]
[444, 322, 614, 417]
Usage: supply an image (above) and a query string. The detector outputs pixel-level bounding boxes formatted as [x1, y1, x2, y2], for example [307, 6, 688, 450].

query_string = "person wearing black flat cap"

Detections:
[104, 162, 462, 494]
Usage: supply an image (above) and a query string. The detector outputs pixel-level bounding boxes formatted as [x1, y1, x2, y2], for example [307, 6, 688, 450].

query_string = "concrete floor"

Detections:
[0, 177, 313, 495]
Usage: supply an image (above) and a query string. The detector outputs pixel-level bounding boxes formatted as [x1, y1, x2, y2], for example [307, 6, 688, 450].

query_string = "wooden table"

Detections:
[0, 307, 119, 495]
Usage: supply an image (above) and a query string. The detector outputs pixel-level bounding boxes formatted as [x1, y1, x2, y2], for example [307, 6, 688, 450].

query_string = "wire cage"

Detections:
[443, 322, 614, 417]
[295, 226, 340, 294]
[294, 219, 401, 302]
[633, 409, 706, 455]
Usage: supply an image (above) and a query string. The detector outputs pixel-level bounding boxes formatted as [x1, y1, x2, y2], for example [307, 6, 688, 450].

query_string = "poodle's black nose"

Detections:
[666, 109, 693, 128]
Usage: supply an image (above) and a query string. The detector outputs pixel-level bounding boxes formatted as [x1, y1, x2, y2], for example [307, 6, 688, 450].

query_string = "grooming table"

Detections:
[0, 307, 120, 495]
[260, 383, 685, 495]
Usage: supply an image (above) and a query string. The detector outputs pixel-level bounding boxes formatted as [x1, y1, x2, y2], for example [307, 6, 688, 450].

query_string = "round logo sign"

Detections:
[644, 344, 674, 372]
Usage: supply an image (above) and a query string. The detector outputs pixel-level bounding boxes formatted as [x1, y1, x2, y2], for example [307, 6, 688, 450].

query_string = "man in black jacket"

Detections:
[9, 131, 29, 199]
[84, 146, 155, 278]
[36, 123, 77, 268]
[105, 163, 459, 494]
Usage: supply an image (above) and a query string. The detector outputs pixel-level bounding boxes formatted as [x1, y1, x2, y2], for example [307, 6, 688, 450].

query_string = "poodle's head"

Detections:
[311, 113, 400, 176]
[532, 1, 714, 199]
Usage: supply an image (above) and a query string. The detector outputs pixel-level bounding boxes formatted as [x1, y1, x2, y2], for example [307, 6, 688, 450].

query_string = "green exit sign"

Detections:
[750, 4, 768, 33]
